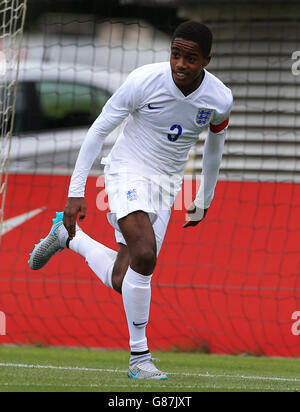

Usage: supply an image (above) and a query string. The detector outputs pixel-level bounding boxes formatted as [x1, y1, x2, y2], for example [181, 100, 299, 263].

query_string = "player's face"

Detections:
[170, 38, 211, 95]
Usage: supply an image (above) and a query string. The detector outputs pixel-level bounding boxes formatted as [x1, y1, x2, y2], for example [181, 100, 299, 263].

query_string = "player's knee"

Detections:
[132, 246, 157, 275]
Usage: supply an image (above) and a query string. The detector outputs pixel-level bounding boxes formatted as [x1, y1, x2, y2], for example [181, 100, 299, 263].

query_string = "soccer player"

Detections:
[29, 21, 233, 380]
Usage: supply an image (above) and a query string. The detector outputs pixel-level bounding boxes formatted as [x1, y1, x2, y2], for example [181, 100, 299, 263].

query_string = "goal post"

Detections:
[0, 0, 27, 242]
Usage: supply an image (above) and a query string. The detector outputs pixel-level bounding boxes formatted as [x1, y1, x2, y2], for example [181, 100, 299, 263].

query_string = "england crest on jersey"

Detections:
[195, 108, 212, 126]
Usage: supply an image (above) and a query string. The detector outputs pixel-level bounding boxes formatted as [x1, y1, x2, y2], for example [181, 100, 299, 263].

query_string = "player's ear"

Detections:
[203, 54, 211, 67]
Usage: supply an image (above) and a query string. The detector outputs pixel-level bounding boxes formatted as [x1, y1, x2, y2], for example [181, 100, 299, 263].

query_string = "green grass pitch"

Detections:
[0, 346, 299, 392]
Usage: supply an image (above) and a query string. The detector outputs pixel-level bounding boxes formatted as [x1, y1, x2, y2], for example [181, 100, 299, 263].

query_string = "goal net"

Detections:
[0, 0, 27, 242]
[0, 1, 300, 357]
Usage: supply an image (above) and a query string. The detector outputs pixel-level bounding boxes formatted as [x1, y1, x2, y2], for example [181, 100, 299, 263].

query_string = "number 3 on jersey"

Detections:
[168, 124, 182, 142]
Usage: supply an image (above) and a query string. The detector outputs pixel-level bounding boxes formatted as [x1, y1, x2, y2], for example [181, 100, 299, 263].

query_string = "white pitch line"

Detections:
[176, 371, 300, 383]
[0, 362, 299, 384]
[0, 382, 297, 392]
[0, 363, 125, 374]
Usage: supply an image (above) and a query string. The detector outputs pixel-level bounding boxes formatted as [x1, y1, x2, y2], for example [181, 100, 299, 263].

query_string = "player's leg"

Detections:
[28, 211, 120, 290]
[119, 210, 157, 358]
[117, 210, 162, 379]
[117, 209, 171, 380]
[29, 207, 171, 294]
[111, 243, 129, 294]
[118, 210, 157, 274]
[111, 208, 172, 293]
[68, 228, 117, 289]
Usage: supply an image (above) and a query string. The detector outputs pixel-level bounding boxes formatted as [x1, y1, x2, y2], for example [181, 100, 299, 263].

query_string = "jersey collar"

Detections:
[166, 65, 208, 100]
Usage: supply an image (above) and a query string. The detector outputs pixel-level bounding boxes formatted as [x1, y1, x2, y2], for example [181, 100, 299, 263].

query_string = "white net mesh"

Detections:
[0, 0, 27, 241]
[1, 4, 300, 356]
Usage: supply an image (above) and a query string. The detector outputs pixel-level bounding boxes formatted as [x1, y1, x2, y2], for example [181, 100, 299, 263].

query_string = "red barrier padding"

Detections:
[0, 174, 300, 356]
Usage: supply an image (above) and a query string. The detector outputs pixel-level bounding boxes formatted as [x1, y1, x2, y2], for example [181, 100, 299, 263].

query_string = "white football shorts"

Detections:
[104, 171, 182, 254]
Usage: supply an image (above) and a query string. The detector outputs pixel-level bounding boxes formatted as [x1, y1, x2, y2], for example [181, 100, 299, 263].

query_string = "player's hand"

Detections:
[63, 197, 87, 240]
[183, 203, 208, 228]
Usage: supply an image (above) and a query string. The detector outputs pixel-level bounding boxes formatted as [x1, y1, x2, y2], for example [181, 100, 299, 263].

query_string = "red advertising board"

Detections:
[0, 174, 300, 356]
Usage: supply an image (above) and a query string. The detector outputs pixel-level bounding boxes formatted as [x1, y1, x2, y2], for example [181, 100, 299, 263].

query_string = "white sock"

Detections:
[122, 267, 152, 353]
[68, 230, 117, 289]
[56, 223, 70, 249]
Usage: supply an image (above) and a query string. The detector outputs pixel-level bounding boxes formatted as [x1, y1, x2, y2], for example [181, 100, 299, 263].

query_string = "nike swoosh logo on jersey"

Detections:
[148, 104, 164, 110]
[1, 207, 46, 235]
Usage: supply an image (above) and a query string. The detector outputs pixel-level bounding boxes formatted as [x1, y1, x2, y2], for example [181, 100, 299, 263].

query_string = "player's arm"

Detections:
[64, 74, 138, 239]
[183, 119, 229, 228]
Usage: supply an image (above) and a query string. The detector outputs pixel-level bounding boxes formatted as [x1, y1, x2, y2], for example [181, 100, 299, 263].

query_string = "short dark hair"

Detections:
[171, 21, 213, 58]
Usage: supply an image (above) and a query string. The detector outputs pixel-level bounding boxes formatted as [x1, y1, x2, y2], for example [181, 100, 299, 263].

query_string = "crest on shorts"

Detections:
[195, 108, 212, 126]
[127, 189, 137, 201]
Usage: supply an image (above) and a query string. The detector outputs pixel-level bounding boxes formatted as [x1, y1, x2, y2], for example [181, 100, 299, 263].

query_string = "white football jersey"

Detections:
[103, 62, 233, 177]
[68, 62, 233, 202]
